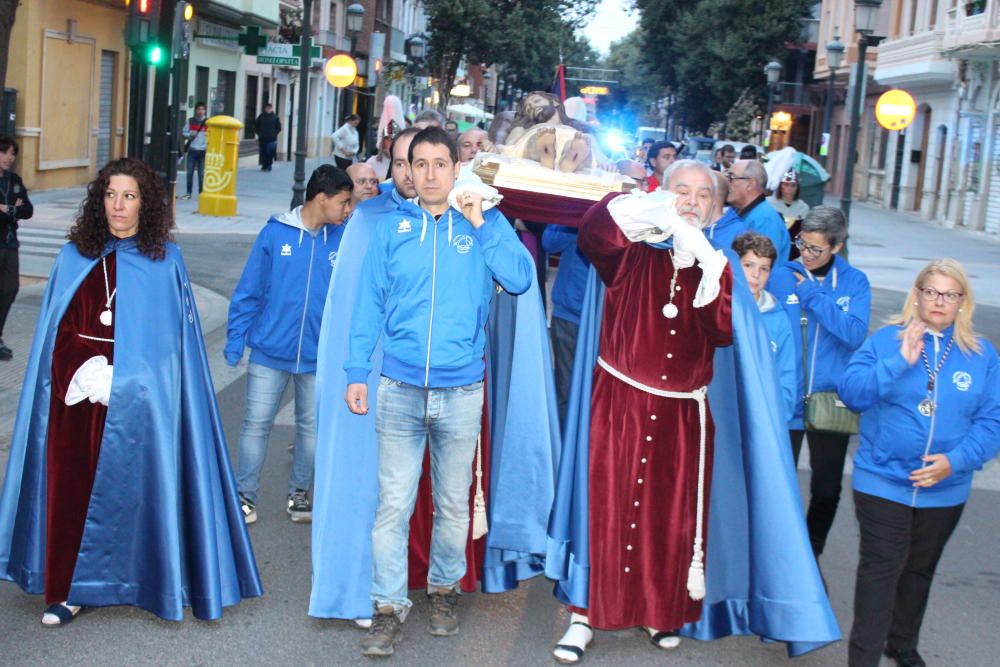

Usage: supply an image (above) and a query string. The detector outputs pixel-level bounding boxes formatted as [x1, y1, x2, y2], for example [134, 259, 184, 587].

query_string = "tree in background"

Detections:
[424, 0, 599, 108]
[721, 88, 760, 141]
[0, 0, 19, 92]
[633, 0, 814, 133]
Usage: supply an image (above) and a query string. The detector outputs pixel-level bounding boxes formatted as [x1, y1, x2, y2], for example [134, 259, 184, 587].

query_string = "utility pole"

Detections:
[290, 0, 313, 209]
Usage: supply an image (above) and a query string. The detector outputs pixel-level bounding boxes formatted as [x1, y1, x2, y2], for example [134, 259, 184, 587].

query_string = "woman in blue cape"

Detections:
[0, 158, 262, 625]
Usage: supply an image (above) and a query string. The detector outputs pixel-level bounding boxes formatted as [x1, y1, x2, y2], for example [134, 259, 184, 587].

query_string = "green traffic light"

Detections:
[148, 45, 163, 64]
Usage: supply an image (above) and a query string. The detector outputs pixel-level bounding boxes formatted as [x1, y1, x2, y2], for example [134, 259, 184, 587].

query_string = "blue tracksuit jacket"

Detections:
[839, 325, 1000, 508]
[345, 199, 533, 388]
[769, 254, 871, 428]
[226, 207, 346, 373]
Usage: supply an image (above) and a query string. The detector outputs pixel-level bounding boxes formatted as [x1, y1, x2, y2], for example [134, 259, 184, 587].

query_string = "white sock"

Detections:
[645, 626, 681, 649]
[553, 613, 593, 663]
[41, 602, 81, 625]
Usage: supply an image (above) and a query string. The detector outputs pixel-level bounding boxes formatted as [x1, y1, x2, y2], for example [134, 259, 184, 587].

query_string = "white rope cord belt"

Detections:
[596, 356, 708, 601]
[77, 333, 115, 343]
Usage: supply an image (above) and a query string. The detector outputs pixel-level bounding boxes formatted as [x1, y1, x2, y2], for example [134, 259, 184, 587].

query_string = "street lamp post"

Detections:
[840, 0, 885, 226]
[820, 33, 846, 169]
[290, 0, 314, 209]
[405, 33, 426, 111]
[764, 60, 782, 148]
[344, 3, 365, 125]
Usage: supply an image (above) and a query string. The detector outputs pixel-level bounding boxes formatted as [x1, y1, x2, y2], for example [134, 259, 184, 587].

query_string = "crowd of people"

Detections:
[0, 92, 997, 667]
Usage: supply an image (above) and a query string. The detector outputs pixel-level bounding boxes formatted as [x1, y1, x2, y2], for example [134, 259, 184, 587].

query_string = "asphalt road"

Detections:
[0, 232, 997, 666]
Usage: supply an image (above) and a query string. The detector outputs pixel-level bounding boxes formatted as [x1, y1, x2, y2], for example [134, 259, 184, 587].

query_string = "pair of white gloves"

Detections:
[65, 355, 113, 407]
[607, 190, 727, 308]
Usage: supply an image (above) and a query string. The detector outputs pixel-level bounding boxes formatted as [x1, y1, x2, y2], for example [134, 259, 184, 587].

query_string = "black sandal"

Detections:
[41, 603, 82, 627]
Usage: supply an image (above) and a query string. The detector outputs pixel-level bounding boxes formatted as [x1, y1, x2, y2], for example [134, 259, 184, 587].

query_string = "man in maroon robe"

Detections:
[553, 160, 733, 663]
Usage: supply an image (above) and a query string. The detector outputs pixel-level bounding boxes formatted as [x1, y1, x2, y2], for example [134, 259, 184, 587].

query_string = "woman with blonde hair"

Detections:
[838, 258, 1000, 667]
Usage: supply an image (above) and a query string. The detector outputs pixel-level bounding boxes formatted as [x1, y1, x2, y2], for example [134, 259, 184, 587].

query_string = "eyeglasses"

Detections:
[794, 237, 830, 257]
[918, 287, 964, 304]
[724, 172, 752, 182]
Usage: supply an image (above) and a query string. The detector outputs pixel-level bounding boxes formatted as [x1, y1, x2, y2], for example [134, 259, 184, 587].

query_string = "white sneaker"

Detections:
[239, 494, 257, 524]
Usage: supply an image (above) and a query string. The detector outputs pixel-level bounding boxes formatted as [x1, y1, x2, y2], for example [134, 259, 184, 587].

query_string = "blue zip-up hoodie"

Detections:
[226, 207, 346, 373]
[769, 254, 871, 428]
[705, 206, 748, 253]
[758, 289, 797, 427]
[541, 224, 589, 325]
[345, 199, 533, 388]
[839, 325, 1000, 508]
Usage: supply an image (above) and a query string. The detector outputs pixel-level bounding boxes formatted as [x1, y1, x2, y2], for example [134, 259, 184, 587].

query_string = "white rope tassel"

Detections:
[472, 435, 488, 539]
[686, 396, 707, 601]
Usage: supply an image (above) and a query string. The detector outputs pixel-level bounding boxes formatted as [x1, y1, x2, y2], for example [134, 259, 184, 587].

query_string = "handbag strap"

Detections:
[800, 312, 821, 399]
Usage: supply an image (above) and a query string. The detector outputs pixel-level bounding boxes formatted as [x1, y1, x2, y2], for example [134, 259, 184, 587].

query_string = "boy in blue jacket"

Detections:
[226, 165, 353, 524]
[732, 232, 796, 426]
[344, 127, 533, 655]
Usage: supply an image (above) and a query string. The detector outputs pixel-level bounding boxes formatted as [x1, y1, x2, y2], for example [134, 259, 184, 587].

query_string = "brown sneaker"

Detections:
[360, 606, 402, 656]
[427, 588, 460, 636]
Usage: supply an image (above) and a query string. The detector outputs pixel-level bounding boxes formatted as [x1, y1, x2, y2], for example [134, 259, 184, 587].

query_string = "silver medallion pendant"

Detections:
[918, 398, 935, 417]
[662, 303, 679, 319]
[99, 309, 113, 327]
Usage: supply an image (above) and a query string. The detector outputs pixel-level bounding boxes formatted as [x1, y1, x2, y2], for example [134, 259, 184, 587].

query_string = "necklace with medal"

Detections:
[917, 335, 954, 417]
[100, 255, 116, 326]
[661, 251, 680, 319]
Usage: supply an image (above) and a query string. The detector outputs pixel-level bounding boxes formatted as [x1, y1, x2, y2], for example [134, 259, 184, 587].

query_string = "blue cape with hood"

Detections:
[0, 239, 263, 620]
[309, 190, 560, 618]
[545, 250, 841, 657]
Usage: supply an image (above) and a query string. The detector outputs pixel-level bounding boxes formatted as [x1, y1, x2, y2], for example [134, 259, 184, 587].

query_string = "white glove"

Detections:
[607, 190, 678, 243]
[671, 221, 728, 308]
[65, 355, 114, 406]
[448, 177, 502, 212]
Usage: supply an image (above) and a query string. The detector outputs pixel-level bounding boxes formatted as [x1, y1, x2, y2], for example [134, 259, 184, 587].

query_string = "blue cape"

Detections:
[545, 263, 840, 657]
[309, 194, 560, 618]
[0, 239, 262, 620]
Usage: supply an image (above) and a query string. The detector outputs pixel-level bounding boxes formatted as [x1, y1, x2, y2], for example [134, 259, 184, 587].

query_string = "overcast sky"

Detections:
[582, 0, 639, 55]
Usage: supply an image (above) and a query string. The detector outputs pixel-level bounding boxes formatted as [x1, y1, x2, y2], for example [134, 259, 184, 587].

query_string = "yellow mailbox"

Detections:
[198, 115, 243, 216]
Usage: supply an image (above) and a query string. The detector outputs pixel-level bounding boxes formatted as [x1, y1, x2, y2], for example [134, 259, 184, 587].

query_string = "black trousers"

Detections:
[790, 428, 851, 556]
[549, 315, 578, 427]
[333, 155, 352, 171]
[0, 246, 18, 338]
[849, 491, 964, 667]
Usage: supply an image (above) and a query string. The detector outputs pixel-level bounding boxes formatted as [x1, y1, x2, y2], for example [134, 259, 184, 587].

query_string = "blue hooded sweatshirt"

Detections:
[541, 224, 589, 325]
[839, 325, 1000, 508]
[769, 254, 871, 428]
[345, 199, 533, 388]
[226, 207, 346, 374]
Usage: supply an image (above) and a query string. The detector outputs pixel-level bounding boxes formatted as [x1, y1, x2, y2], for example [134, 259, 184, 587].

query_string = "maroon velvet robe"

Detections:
[44, 252, 117, 603]
[576, 196, 733, 631]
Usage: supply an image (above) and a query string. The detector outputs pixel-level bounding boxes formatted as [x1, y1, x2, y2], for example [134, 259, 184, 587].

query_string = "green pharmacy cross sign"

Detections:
[292, 44, 322, 60]
[237, 26, 268, 56]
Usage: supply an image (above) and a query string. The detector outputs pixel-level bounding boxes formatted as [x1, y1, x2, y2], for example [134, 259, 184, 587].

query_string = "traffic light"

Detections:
[125, 0, 166, 65]
[173, 1, 194, 59]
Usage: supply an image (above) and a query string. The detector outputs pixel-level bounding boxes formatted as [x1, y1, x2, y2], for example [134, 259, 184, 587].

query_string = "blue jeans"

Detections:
[235, 363, 316, 503]
[371, 376, 484, 611]
[186, 149, 205, 195]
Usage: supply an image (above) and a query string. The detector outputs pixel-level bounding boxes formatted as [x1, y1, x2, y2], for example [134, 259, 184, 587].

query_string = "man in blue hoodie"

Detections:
[344, 127, 533, 655]
[225, 165, 353, 525]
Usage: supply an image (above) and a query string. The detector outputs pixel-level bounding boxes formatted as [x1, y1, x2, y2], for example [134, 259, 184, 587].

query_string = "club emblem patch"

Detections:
[453, 235, 474, 254]
[952, 371, 972, 392]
